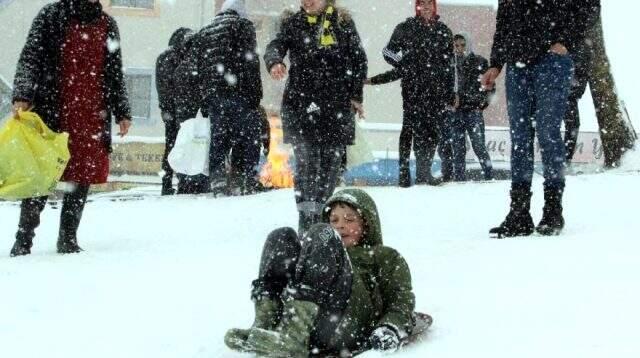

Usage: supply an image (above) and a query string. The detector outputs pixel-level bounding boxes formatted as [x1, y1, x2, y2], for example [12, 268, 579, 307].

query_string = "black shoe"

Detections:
[536, 187, 564, 236]
[161, 186, 175, 196]
[426, 176, 443, 186]
[57, 239, 83, 254]
[490, 188, 534, 238]
[10, 238, 32, 257]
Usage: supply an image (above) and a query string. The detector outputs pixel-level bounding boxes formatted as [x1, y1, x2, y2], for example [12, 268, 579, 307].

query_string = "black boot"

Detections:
[10, 197, 48, 257]
[536, 187, 565, 236]
[161, 175, 175, 196]
[489, 188, 534, 238]
[57, 185, 89, 254]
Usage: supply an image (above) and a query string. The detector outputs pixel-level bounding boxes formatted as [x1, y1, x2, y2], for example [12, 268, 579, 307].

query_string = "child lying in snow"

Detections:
[225, 188, 419, 356]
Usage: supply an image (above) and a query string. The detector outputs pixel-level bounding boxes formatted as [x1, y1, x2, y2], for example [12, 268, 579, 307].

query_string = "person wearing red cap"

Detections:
[381, 0, 455, 187]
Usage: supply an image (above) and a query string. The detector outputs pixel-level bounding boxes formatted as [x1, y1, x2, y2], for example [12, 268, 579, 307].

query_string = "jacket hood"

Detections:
[323, 189, 383, 247]
[220, 0, 248, 19]
[455, 32, 474, 56]
[168, 27, 193, 48]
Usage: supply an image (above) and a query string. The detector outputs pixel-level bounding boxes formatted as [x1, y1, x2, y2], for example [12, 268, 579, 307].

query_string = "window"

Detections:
[0, 76, 12, 120]
[110, 0, 155, 9]
[124, 70, 152, 120]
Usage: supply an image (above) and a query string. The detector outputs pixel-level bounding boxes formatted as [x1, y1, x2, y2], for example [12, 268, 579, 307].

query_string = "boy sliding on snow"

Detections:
[224, 188, 417, 356]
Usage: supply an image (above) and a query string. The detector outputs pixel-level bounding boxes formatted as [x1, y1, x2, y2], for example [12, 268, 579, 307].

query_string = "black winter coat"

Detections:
[156, 28, 192, 120]
[189, 10, 262, 109]
[264, 8, 368, 146]
[12, 1, 130, 152]
[383, 16, 455, 108]
[490, 0, 601, 70]
[454, 52, 492, 111]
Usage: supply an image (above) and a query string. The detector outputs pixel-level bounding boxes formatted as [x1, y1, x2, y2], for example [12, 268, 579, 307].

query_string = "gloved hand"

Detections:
[369, 325, 401, 352]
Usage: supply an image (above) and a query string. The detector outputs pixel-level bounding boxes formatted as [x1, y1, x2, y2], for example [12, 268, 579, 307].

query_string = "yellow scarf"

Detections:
[306, 5, 337, 47]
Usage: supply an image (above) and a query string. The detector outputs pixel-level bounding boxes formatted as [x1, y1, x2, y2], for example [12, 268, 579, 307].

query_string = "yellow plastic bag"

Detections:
[0, 111, 70, 200]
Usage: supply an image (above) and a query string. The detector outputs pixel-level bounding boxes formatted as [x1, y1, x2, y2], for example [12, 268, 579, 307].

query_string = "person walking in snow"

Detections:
[482, 0, 600, 238]
[224, 188, 416, 356]
[156, 27, 194, 196]
[264, 0, 367, 235]
[382, 0, 455, 187]
[9, 0, 131, 257]
[449, 33, 493, 181]
[188, 0, 263, 194]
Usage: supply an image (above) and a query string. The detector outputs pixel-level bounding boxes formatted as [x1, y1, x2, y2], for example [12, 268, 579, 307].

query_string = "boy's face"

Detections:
[302, 0, 327, 15]
[454, 38, 466, 56]
[329, 203, 364, 248]
[417, 0, 436, 20]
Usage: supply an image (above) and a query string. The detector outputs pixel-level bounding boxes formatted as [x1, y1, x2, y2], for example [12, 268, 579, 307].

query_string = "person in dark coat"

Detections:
[482, 0, 600, 238]
[10, 0, 131, 256]
[224, 188, 416, 356]
[155, 27, 194, 195]
[449, 33, 493, 181]
[188, 0, 263, 195]
[264, 0, 368, 234]
[382, 0, 455, 187]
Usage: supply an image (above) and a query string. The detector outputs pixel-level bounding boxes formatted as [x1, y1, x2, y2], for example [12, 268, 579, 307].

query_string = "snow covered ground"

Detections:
[2, 152, 640, 358]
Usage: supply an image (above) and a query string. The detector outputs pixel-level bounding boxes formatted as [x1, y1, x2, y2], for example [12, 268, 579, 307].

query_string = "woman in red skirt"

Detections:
[10, 0, 131, 256]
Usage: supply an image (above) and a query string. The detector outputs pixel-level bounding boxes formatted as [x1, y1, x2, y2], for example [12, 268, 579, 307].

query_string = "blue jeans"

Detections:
[451, 110, 493, 180]
[505, 53, 573, 190]
[207, 97, 261, 183]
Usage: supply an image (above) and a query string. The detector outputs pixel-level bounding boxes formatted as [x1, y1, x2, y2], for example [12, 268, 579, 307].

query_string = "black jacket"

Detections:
[12, 1, 130, 152]
[264, 8, 368, 146]
[490, 0, 601, 70]
[454, 52, 492, 111]
[383, 16, 455, 108]
[189, 10, 262, 108]
[155, 28, 192, 120]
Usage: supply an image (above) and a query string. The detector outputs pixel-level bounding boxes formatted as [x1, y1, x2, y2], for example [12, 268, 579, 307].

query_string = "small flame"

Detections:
[260, 115, 294, 188]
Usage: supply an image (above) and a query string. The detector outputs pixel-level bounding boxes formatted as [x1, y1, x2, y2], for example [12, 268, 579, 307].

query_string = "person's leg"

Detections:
[235, 108, 262, 194]
[10, 196, 48, 257]
[208, 99, 232, 191]
[292, 142, 322, 235]
[225, 227, 301, 351]
[450, 111, 468, 181]
[414, 108, 441, 185]
[564, 51, 588, 164]
[161, 116, 179, 195]
[58, 184, 90, 253]
[437, 112, 454, 182]
[398, 109, 414, 187]
[245, 223, 352, 356]
[490, 64, 536, 238]
[533, 53, 573, 235]
[465, 110, 493, 180]
[315, 145, 346, 206]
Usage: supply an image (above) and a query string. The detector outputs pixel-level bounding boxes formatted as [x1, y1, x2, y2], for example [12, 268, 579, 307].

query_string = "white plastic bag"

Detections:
[168, 112, 210, 176]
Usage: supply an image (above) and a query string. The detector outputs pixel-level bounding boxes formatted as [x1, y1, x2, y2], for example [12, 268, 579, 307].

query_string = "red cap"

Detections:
[416, 0, 437, 18]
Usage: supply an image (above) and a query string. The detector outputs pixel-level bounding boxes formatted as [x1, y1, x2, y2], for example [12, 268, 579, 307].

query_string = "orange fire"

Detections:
[260, 115, 294, 188]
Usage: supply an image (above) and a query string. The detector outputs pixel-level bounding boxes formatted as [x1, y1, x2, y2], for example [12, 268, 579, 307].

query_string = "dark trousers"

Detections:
[161, 115, 180, 191]
[505, 53, 573, 190]
[400, 104, 443, 184]
[292, 142, 345, 229]
[252, 225, 352, 345]
[207, 97, 261, 186]
[563, 51, 589, 163]
[450, 110, 493, 180]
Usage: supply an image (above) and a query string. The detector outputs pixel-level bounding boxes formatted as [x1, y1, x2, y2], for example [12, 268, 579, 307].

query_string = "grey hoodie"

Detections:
[220, 0, 248, 19]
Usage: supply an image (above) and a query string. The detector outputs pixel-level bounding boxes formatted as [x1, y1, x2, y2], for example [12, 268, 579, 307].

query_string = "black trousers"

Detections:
[401, 104, 444, 184]
[161, 115, 180, 187]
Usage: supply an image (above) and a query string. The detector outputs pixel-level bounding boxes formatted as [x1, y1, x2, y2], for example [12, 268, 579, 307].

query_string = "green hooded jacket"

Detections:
[320, 188, 416, 352]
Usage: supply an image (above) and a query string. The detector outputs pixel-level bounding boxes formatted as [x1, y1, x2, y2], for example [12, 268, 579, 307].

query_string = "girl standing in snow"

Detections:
[264, 0, 368, 235]
[224, 188, 417, 356]
[10, 0, 131, 256]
